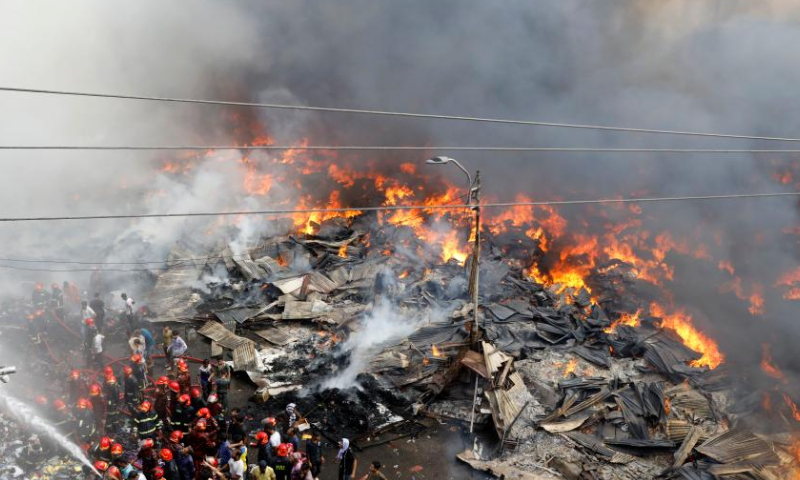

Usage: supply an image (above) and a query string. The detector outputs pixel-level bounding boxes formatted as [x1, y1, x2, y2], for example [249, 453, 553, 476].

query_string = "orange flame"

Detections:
[604, 309, 642, 334]
[761, 344, 785, 381]
[650, 302, 724, 369]
[431, 345, 442, 358]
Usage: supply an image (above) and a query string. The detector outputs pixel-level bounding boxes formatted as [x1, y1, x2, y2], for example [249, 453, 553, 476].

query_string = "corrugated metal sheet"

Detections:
[697, 428, 781, 465]
[254, 328, 298, 346]
[233, 342, 257, 371]
[215, 307, 263, 325]
[197, 321, 252, 350]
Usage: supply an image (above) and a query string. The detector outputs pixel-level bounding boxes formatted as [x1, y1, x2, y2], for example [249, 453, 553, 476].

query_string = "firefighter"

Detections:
[94, 460, 109, 477]
[67, 369, 87, 404]
[52, 399, 74, 432]
[133, 401, 160, 441]
[160, 448, 180, 480]
[207, 393, 224, 421]
[136, 439, 158, 480]
[110, 443, 124, 464]
[106, 465, 123, 480]
[171, 393, 192, 434]
[122, 365, 142, 411]
[74, 398, 96, 443]
[130, 354, 147, 390]
[153, 376, 171, 425]
[176, 360, 191, 394]
[88, 382, 106, 435]
[103, 374, 121, 432]
[190, 386, 206, 411]
[91, 436, 114, 463]
[187, 419, 215, 474]
[31, 282, 49, 308]
[191, 407, 219, 440]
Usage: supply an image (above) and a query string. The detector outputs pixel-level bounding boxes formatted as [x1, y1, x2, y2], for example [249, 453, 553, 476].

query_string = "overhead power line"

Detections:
[3, 86, 800, 143]
[0, 191, 797, 223]
[5, 145, 800, 154]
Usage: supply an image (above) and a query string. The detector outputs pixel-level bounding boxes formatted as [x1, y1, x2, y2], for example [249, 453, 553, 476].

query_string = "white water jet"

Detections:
[0, 390, 99, 476]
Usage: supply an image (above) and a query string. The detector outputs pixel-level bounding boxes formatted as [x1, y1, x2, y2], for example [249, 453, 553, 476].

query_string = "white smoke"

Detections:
[322, 298, 421, 390]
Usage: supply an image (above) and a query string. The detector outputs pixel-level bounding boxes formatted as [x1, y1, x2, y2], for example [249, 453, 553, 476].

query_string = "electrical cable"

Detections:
[0, 191, 796, 223]
[3, 86, 800, 142]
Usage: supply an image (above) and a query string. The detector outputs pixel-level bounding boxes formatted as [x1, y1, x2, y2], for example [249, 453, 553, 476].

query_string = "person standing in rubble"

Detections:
[135, 328, 155, 369]
[130, 354, 148, 389]
[84, 318, 98, 367]
[50, 283, 64, 318]
[162, 326, 174, 371]
[31, 282, 49, 308]
[305, 432, 323, 480]
[198, 359, 213, 399]
[122, 365, 142, 412]
[336, 439, 357, 480]
[121, 293, 136, 336]
[168, 333, 188, 368]
[92, 327, 105, 370]
[67, 369, 88, 404]
[213, 359, 232, 410]
[74, 398, 96, 443]
[88, 383, 107, 435]
[103, 374, 121, 433]
[89, 292, 106, 333]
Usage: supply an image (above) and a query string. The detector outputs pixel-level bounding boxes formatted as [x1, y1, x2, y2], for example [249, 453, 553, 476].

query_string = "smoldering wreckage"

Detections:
[2, 204, 800, 480]
[34, 205, 783, 480]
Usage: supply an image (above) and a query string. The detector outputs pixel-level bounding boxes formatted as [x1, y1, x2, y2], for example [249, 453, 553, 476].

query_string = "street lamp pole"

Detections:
[425, 157, 481, 348]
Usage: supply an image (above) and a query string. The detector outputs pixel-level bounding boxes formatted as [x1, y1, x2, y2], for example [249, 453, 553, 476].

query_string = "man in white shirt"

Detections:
[121, 293, 136, 336]
[227, 449, 245, 480]
[92, 331, 105, 368]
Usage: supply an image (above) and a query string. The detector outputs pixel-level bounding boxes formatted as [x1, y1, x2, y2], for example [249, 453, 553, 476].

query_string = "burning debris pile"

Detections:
[137, 184, 800, 480]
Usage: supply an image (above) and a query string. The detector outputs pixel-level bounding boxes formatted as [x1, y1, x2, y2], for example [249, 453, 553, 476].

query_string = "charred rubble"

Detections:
[143, 216, 800, 480]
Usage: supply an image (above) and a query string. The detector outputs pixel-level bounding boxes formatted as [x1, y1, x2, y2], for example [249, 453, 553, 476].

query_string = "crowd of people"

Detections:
[22, 282, 390, 480]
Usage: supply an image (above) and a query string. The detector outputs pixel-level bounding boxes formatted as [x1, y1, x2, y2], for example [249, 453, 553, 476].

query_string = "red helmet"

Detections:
[168, 381, 181, 393]
[264, 417, 277, 426]
[169, 430, 184, 443]
[191, 386, 202, 398]
[106, 375, 117, 385]
[84, 318, 94, 327]
[88, 383, 101, 397]
[123, 365, 133, 376]
[53, 399, 66, 411]
[140, 438, 155, 450]
[197, 407, 210, 418]
[94, 460, 108, 472]
[107, 466, 122, 480]
[156, 376, 170, 386]
[159, 448, 173, 461]
[70, 370, 81, 380]
[255, 432, 268, 444]
[103, 366, 114, 377]
[205, 457, 218, 467]
[207, 394, 218, 404]
[99, 436, 112, 450]
[153, 467, 164, 479]
[111, 443, 124, 455]
[195, 418, 207, 431]
[35, 395, 48, 405]
[277, 443, 289, 457]
[130, 354, 142, 364]
[178, 394, 191, 405]
[76, 398, 91, 409]
[139, 401, 152, 412]
[177, 362, 189, 373]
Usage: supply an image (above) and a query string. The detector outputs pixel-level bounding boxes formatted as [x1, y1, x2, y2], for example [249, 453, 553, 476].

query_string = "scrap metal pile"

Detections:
[144, 214, 800, 480]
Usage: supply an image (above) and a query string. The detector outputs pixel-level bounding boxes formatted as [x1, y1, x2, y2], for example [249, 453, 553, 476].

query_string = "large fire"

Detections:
[151, 120, 800, 376]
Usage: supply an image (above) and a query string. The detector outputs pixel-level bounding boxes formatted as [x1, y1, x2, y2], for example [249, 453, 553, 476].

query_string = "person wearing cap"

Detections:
[250, 460, 276, 480]
[67, 369, 88, 404]
[171, 393, 193, 434]
[103, 375, 121, 432]
[91, 436, 114, 463]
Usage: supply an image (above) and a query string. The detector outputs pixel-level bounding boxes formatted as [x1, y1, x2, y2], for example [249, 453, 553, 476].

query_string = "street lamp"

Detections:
[426, 157, 473, 200]
[425, 157, 482, 348]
